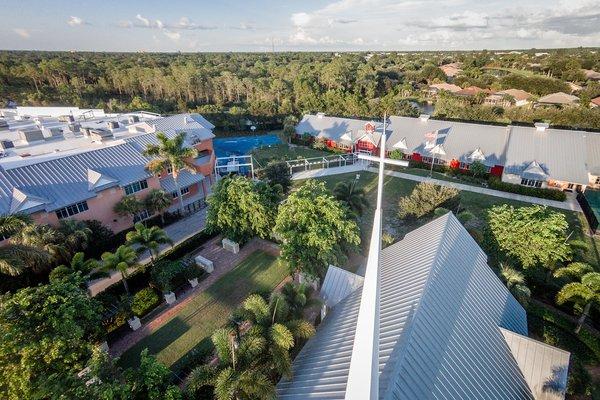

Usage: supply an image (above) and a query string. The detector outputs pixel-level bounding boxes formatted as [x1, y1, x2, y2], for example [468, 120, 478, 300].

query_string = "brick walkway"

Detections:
[109, 235, 280, 358]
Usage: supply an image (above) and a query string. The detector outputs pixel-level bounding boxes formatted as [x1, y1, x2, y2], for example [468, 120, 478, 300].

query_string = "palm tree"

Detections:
[49, 252, 99, 282]
[14, 224, 67, 268]
[186, 328, 275, 400]
[126, 223, 173, 262]
[113, 195, 143, 222]
[144, 131, 198, 215]
[554, 262, 594, 281]
[144, 189, 172, 225]
[100, 245, 139, 294]
[280, 282, 321, 319]
[282, 115, 298, 145]
[58, 219, 92, 255]
[499, 264, 531, 305]
[0, 213, 32, 238]
[239, 293, 315, 378]
[0, 214, 50, 276]
[556, 272, 600, 333]
[333, 179, 369, 217]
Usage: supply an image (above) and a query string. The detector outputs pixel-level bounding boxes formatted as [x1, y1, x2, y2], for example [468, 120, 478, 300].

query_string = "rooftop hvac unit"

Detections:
[0, 140, 14, 149]
[89, 129, 113, 142]
[58, 115, 75, 122]
[107, 121, 120, 130]
[69, 123, 81, 133]
[18, 129, 44, 143]
[128, 115, 140, 124]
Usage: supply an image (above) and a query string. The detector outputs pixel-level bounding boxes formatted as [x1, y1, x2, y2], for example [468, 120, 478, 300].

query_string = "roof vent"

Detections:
[534, 122, 549, 132]
[107, 121, 120, 130]
[419, 114, 430, 122]
[128, 115, 140, 124]
[316, 112, 326, 119]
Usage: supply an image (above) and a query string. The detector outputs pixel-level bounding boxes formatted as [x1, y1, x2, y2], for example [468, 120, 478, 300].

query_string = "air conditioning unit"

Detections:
[128, 115, 140, 124]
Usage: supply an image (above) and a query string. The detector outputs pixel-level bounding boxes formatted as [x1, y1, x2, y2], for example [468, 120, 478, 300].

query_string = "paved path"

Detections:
[292, 163, 581, 212]
[87, 208, 208, 296]
[109, 235, 280, 358]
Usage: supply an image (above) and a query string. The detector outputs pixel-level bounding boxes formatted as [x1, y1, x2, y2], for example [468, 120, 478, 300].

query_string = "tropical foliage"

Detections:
[556, 272, 600, 333]
[126, 223, 173, 262]
[206, 175, 282, 243]
[398, 182, 459, 219]
[274, 180, 360, 278]
[100, 245, 139, 294]
[333, 179, 369, 217]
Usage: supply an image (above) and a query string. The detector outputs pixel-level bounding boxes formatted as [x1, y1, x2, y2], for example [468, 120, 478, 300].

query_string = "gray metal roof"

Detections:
[585, 132, 600, 176]
[297, 114, 383, 146]
[278, 213, 568, 399]
[320, 265, 364, 308]
[159, 170, 204, 193]
[0, 143, 152, 213]
[387, 116, 511, 166]
[151, 113, 215, 138]
[503, 126, 589, 184]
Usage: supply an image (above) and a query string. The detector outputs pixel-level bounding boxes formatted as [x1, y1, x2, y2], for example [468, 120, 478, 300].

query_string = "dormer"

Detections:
[469, 147, 486, 162]
[419, 114, 430, 122]
[9, 188, 48, 214]
[535, 122, 549, 132]
[364, 122, 375, 134]
[87, 169, 118, 191]
[316, 112, 325, 119]
[392, 137, 408, 150]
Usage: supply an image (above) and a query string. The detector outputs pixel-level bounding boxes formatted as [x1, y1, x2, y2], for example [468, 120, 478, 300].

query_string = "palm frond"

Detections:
[286, 319, 316, 340]
[270, 323, 294, 350]
[186, 364, 218, 393]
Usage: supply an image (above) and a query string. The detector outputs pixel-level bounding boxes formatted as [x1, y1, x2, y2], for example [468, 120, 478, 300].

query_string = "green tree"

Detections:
[282, 115, 298, 144]
[126, 223, 173, 262]
[556, 272, 600, 333]
[0, 275, 103, 399]
[58, 219, 92, 255]
[14, 224, 68, 268]
[274, 180, 360, 278]
[499, 264, 531, 305]
[486, 205, 571, 269]
[144, 189, 172, 225]
[469, 161, 487, 178]
[333, 179, 369, 217]
[206, 176, 280, 243]
[280, 282, 320, 319]
[113, 195, 143, 222]
[261, 161, 292, 193]
[398, 182, 459, 219]
[49, 252, 99, 282]
[0, 214, 51, 276]
[144, 132, 198, 215]
[100, 245, 139, 294]
[186, 329, 275, 400]
[238, 293, 315, 378]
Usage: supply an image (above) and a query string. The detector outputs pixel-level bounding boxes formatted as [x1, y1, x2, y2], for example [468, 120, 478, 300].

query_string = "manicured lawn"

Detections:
[251, 144, 332, 167]
[117, 250, 288, 370]
[295, 171, 600, 265]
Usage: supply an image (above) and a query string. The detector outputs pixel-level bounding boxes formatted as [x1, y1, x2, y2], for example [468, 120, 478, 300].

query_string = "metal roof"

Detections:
[152, 113, 215, 134]
[278, 213, 569, 399]
[503, 126, 589, 184]
[320, 265, 364, 308]
[159, 170, 204, 193]
[387, 116, 511, 166]
[0, 143, 152, 213]
[296, 114, 383, 146]
[585, 132, 600, 176]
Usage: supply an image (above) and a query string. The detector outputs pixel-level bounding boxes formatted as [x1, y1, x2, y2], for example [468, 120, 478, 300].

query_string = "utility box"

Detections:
[195, 255, 214, 273]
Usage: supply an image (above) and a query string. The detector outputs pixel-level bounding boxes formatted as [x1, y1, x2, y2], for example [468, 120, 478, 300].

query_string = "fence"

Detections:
[286, 153, 360, 175]
[577, 192, 599, 234]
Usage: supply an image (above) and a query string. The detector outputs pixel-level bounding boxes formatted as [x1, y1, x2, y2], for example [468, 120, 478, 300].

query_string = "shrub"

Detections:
[398, 182, 459, 219]
[433, 207, 450, 218]
[131, 288, 160, 317]
[567, 356, 593, 397]
[488, 176, 567, 201]
[151, 260, 186, 293]
[388, 149, 405, 160]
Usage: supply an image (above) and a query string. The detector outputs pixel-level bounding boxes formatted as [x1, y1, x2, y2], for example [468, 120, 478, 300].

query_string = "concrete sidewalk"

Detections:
[87, 208, 208, 296]
[292, 162, 580, 212]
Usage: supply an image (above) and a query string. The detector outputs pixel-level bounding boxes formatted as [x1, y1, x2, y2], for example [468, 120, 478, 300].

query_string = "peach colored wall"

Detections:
[32, 176, 161, 233]
[194, 138, 215, 178]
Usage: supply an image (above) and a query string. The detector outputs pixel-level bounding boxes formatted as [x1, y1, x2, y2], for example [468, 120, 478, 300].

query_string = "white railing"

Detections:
[286, 152, 360, 175]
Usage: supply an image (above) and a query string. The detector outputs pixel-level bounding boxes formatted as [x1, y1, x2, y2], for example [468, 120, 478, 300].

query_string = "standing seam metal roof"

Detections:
[278, 213, 569, 399]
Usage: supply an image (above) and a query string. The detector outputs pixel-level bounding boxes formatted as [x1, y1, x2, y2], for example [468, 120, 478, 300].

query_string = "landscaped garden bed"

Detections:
[117, 250, 288, 373]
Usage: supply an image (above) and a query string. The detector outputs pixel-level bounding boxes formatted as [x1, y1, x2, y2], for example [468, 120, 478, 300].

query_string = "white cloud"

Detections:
[291, 12, 312, 27]
[428, 11, 489, 29]
[162, 30, 181, 41]
[136, 14, 151, 27]
[13, 28, 30, 39]
[67, 16, 87, 27]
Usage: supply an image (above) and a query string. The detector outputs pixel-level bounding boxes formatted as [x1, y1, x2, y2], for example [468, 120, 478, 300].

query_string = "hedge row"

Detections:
[488, 177, 567, 201]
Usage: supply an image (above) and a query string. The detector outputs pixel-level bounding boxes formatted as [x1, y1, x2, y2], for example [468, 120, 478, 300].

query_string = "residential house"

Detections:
[485, 89, 533, 107]
[0, 111, 216, 237]
[536, 92, 580, 108]
[439, 62, 462, 78]
[454, 85, 492, 98]
[278, 213, 570, 400]
[426, 82, 462, 97]
[590, 96, 600, 108]
[583, 69, 600, 81]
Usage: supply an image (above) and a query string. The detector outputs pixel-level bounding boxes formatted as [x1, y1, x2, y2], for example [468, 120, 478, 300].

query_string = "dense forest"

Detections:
[1, 49, 600, 130]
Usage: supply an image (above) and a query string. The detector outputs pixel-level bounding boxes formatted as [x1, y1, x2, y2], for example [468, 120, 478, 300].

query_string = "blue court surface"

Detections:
[213, 134, 281, 157]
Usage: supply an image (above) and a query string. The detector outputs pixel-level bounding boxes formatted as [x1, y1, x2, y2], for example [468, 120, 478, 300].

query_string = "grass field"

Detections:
[117, 250, 288, 370]
[251, 144, 332, 167]
[295, 171, 600, 265]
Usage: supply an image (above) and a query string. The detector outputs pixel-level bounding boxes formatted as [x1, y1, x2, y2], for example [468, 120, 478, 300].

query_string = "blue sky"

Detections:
[1, 0, 599, 51]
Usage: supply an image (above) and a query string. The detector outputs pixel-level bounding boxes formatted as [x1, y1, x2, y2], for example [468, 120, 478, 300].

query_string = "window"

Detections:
[595, 176, 600, 185]
[172, 186, 190, 198]
[133, 209, 151, 223]
[55, 201, 89, 220]
[459, 162, 470, 170]
[123, 179, 148, 195]
[520, 178, 543, 188]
